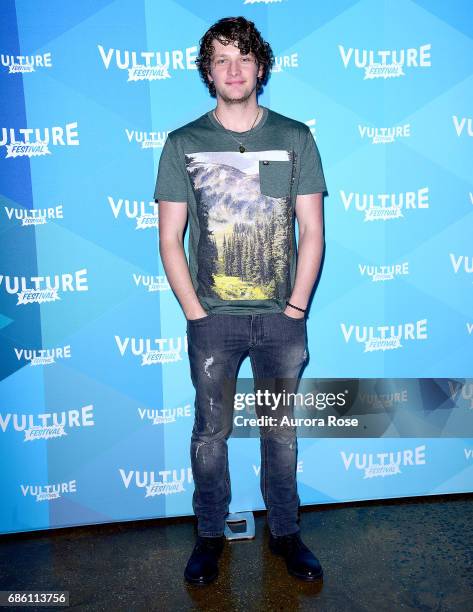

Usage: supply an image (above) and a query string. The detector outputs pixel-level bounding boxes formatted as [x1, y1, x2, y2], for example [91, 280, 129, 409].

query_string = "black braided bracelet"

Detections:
[286, 300, 306, 313]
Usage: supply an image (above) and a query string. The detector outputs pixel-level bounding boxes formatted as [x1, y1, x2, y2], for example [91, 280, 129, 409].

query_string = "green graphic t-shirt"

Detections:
[154, 105, 327, 315]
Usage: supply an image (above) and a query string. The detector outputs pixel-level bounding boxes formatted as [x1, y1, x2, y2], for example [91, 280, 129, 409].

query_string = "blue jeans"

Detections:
[186, 311, 308, 537]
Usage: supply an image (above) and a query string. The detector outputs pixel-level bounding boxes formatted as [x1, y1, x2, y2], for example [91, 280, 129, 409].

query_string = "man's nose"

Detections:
[227, 60, 242, 76]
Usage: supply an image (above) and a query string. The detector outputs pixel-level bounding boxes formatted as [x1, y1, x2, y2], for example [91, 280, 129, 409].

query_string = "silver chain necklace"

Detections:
[213, 106, 261, 153]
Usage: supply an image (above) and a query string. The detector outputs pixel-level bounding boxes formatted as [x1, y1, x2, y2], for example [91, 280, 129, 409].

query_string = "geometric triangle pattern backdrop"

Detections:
[0, 0, 472, 534]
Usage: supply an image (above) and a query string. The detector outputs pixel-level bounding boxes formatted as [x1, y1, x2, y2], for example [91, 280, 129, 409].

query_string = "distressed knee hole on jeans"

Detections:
[203, 355, 214, 378]
[194, 439, 220, 465]
[195, 441, 206, 459]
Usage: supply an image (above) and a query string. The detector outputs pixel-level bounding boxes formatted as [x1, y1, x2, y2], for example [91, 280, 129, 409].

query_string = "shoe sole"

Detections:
[184, 570, 218, 586]
[287, 567, 323, 581]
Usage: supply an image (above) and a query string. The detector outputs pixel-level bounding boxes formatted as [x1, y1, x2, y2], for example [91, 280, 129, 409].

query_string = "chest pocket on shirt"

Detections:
[259, 160, 292, 198]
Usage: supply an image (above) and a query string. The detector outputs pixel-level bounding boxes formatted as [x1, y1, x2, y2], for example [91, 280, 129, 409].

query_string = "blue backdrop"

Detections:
[1, 0, 472, 535]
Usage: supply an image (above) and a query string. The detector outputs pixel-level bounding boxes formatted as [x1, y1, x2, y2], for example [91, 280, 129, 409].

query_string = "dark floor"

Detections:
[1, 494, 473, 611]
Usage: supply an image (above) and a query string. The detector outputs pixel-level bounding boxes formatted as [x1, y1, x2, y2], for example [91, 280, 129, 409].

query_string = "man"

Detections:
[154, 16, 326, 585]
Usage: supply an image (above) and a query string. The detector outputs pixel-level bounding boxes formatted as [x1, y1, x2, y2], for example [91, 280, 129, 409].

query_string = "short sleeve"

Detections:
[153, 134, 188, 202]
[297, 127, 327, 196]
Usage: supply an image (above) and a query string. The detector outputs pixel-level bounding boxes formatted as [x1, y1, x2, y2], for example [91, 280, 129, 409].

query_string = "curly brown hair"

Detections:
[195, 16, 274, 97]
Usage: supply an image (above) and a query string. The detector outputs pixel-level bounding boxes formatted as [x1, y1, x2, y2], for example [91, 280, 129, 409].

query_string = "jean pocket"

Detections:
[187, 312, 216, 324]
[279, 311, 305, 322]
[259, 160, 292, 198]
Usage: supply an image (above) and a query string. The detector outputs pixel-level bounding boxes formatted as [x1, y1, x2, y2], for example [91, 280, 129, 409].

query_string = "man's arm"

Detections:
[286, 192, 324, 319]
[158, 200, 208, 320]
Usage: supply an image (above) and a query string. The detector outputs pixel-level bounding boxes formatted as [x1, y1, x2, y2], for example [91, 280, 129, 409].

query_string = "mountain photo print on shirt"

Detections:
[185, 150, 295, 302]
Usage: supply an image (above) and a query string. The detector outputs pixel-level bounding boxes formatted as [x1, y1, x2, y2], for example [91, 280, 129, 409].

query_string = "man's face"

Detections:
[207, 38, 264, 104]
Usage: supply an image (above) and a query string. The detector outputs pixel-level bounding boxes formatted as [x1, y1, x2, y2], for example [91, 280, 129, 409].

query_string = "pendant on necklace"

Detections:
[239, 145, 245, 153]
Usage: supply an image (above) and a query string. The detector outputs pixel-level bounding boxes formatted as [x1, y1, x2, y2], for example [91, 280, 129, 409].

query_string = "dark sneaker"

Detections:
[269, 532, 323, 581]
[184, 535, 225, 585]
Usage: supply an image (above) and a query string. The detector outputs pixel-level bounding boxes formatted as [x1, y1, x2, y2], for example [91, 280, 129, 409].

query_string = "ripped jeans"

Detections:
[186, 311, 308, 537]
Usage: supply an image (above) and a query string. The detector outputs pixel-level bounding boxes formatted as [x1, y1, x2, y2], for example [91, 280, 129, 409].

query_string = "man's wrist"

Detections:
[185, 305, 208, 319]
[286, 300, 307, 313]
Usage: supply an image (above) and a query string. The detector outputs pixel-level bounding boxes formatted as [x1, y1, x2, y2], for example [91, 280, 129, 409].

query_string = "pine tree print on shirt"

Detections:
[185, 150, 294, 301]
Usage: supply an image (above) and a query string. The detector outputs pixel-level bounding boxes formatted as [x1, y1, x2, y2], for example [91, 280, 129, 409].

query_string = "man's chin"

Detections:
[216, 85, 256, 105]
[221, 97, 247, 105]
[218, 92, 253, 105]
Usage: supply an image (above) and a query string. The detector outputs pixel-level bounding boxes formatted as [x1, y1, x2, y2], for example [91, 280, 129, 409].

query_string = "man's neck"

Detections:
[213, 99, 262, 133]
